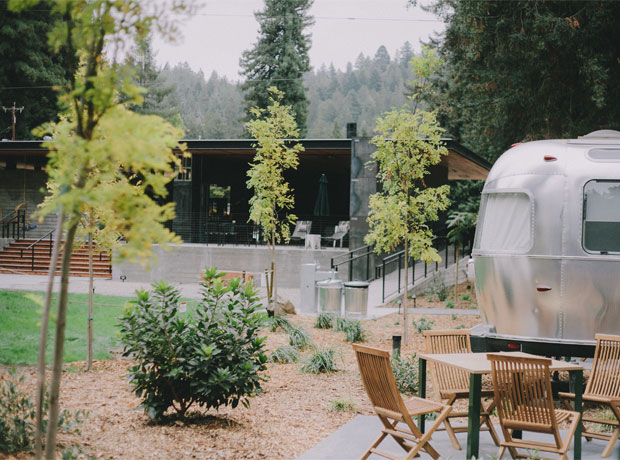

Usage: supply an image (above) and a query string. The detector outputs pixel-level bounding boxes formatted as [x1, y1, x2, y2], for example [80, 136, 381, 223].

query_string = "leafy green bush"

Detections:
[269, 345, 299, 364]
[0, 369, 83, 454]
[268, 315, 293, 333]
[391, 354, 418, 395]
[343, 319, 367, 343]
[119, 269, 269, 420]
[460, 293, 471, 301]
[413, 317, 434, 333]
[300, 347, 339, 373]
[329, 398, 356, 412]
[314, 312, 335, 329]
[288, 326, 313, 350]
[424, 275, 449, 302]
[445, 300, 455, 309]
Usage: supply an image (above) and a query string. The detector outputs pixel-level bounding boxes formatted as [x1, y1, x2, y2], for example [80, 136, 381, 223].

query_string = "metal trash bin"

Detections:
[343, 281, 369, 318]
[316, 279, 343, 315]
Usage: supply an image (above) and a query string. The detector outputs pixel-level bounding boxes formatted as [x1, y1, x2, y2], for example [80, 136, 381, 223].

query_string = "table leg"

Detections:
[466, 373, 481, 459]
[569, 369, 583, 460]
[418, 357, 426, 433]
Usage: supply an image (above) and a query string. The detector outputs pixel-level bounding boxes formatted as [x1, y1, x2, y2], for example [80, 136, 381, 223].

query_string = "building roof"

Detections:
[0, 137, 490, 180]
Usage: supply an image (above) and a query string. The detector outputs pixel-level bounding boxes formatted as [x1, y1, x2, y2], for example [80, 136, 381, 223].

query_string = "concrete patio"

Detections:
[296, 415, 609, 459]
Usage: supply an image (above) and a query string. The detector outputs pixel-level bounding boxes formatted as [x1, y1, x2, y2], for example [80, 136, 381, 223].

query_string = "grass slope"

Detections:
[0, 290, 131, 365]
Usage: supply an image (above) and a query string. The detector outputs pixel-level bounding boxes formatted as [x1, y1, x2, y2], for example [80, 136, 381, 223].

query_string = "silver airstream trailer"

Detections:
[471, 130, 620, 355]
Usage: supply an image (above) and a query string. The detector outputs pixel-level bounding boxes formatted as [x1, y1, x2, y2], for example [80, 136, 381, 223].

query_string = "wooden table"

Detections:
[418, 351, 584, 459]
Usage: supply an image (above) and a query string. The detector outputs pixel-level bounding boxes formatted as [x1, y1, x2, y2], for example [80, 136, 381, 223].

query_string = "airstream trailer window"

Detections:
[474, 192, 532, 253]
[587, 149, 620, 161]
[583, 180, 620, 253]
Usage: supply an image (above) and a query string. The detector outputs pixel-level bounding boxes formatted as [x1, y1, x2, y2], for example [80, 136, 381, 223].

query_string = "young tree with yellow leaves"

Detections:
[365, 49, 450, 345]
[246, 87, 303, 313]
[9, 1, 194, 458]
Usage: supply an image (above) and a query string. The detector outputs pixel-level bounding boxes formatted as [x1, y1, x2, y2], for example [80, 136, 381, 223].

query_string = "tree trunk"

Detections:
[402, 239, 409, 345]
[44, 221, 78, 460]
[454, 246, 459, 303]
[271, 232, 277, 311]
[87, 227, 94, 371]
[34, 211, 64, 460]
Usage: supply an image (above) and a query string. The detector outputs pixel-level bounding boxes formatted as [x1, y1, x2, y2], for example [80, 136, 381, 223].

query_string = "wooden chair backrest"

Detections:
[488, 354, 558, 435]
[352, 344, 408, 421]
[423, 329, 472, 392]
[586, 333, 620, 398]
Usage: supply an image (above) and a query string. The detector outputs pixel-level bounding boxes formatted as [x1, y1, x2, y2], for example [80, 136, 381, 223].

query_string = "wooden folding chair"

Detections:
[352, 344, 452, 460]
[488, 354, 580, 460]
[559, 333, 620, 457]
[422, 329, 500, 450]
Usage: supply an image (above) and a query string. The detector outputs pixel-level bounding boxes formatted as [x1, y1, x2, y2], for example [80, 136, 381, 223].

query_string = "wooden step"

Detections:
[0, 238, 112, 278]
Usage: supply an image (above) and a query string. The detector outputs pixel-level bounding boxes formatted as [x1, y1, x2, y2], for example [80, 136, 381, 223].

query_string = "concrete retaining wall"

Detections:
[112, 243, 348, 288]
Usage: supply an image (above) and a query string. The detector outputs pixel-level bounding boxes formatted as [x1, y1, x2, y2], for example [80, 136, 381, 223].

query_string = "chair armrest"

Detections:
[558, 392, 575, 400]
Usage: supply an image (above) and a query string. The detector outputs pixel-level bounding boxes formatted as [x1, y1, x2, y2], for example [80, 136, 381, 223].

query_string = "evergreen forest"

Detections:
[150, 42, 417, 140]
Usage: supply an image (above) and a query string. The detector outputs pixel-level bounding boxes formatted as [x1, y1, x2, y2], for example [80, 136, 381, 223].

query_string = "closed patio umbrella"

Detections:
[313, 174, 330, 217]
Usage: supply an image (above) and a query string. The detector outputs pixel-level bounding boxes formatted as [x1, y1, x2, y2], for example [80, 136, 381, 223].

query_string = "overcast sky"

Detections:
[153, 0, 444, 81]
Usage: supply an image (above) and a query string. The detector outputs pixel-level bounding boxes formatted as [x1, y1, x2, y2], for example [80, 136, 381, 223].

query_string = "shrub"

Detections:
[300, 347, 338, 373]
[334, 316, 349, 332]
[0, 369, 83, 454]
[343, 319, 367, 343]
[288, 326, 313, 350]
[413, 317, 434, 333]
[268, 314, 292, 333]
[119, 269, 269, 420]
[329, 398, 356, 412]
[269, 346, 299, 364]
[391, 354, 418, 395]
[314, 312, 335, 329]
[424, 275, 449, 302]
[455, 324, 466, 330]
[445, 300, 455, 309]
[460, 293, 471, 301]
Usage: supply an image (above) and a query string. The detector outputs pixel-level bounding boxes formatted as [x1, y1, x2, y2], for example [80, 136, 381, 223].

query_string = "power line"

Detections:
[194, 13, 442, 23]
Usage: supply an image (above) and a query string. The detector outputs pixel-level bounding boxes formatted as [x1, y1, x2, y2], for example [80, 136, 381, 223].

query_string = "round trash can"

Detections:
[343, 281, 369, 318]
[316, 279, 343, 315]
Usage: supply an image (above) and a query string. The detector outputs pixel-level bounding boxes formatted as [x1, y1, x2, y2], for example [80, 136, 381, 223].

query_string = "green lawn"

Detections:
[0, 290, 132, 365]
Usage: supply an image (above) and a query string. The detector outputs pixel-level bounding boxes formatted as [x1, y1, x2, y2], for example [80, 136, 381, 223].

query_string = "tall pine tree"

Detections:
[125, 37, 185, 130]
[239, 0, 313, 136]
[426, 0, 620, 162]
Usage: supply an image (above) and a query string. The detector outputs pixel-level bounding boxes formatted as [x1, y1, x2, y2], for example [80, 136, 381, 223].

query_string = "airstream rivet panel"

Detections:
[472, 130, 620, 347]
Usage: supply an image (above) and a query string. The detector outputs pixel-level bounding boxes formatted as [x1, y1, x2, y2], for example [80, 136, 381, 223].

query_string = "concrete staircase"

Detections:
[0, 238, 112, 278]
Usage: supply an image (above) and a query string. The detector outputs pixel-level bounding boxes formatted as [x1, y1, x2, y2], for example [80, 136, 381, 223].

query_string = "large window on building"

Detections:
[474, 191, 532, 253]
[583, 180, 620, 253]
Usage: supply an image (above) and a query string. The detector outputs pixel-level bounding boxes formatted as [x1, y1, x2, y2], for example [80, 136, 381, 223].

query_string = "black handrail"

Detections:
[380, 236, 471, 303]
[330, 244, 373, 282]
[1, 208, 26, 239]
[21, 229, 54, 271]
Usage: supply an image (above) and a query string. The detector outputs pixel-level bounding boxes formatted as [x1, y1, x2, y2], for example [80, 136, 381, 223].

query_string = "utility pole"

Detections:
[2, 102, 25, 140]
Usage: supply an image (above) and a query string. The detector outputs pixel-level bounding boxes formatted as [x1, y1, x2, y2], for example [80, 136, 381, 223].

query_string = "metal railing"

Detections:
[1, 208, 26, 239]
[380, 236, 471, 303]
[21, 229, 54, 271]
[169, 212, 350, 247]
[330, 244, 373, 282]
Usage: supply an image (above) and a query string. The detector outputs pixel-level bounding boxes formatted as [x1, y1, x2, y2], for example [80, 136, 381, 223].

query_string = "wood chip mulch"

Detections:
[2, 309, 481, 460]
